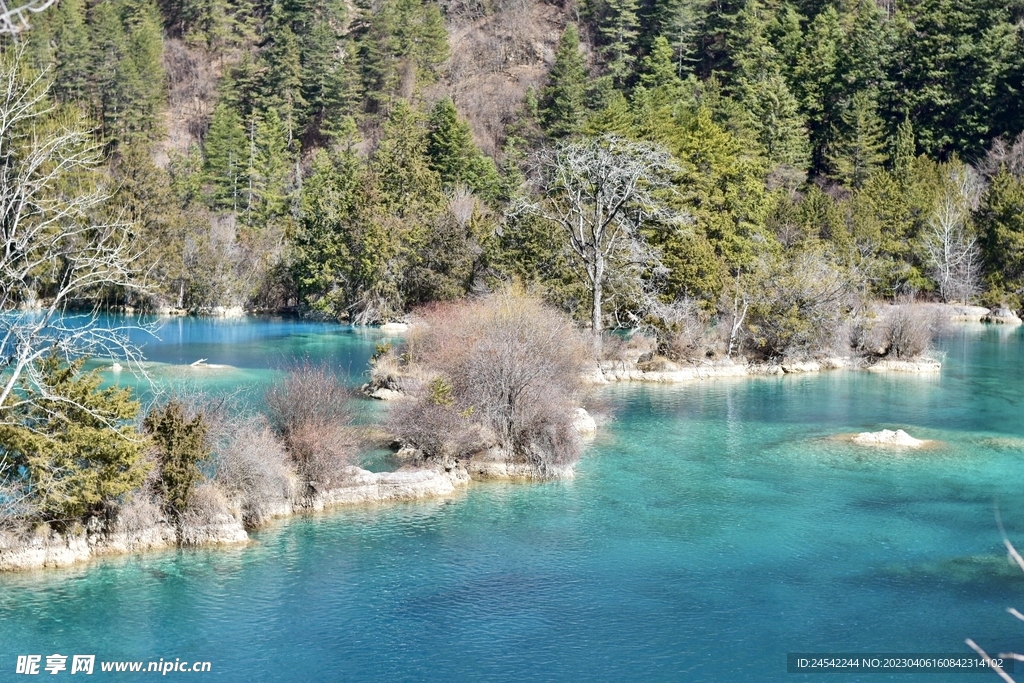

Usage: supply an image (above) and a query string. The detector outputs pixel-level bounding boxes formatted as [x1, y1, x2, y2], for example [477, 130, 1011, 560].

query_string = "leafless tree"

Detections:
[515, 135, 686, 344]
[0, 50, 149, 424]
[0, 453, 35, 528]
[923, 166, 983, 304]
[978, 132, 1024, 180]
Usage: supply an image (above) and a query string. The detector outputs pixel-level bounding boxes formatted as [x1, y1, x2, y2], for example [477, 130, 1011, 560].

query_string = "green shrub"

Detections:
[0, 357, 148, 523]
[144, 400, 211, 515]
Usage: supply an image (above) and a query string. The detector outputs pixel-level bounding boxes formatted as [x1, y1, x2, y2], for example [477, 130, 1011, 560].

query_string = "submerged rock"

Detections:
[852, 429, 928, 448]
[781, 360, 821, 373]
[866, 359, 941, 373]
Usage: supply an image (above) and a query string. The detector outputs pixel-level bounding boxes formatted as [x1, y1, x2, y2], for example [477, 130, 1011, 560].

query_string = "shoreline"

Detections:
[0, 443, 588, 573]
[0, 466, 469, 573]
[586, 355, 942, 384]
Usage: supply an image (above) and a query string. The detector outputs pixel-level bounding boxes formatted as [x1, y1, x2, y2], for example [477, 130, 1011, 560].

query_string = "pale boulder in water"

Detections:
[853, 429, 928, 448]
[572, 407, 597, 436]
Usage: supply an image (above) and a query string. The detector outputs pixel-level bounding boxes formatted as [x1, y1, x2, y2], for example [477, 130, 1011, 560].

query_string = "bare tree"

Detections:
[516, 135, 686, 343]
[0, 50, 148, 423]
[923, 166, 983, 305]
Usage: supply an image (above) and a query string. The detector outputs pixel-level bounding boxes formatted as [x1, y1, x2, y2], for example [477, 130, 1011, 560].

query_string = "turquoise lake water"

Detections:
[4, 319, 1024, 681]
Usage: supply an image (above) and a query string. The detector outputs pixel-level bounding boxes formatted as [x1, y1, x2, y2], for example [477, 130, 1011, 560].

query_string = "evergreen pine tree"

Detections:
[794, 6, 843, 175]
[891, 114, 916, 180]
[639, 35, 683, 92]
[203, 103, 249, 211]
[426, 97, 499, 197]
[372, 100, 442, 216]
[248, 109, 295, 227]
[827, 91, 887, 188]
[360, 0, 449, 111]
[655, 0, 707, 78]
[0, 358, 147, 522]
[539, 24, 587, 139]
[596, 0, 641, 87]
[144, 401, 210, 516]
[50, 0, 92, 105]
[740, 67, 809, 174]
[259, 1, 306, 145]
[294, 148, 362, 317]
[979, 169, 1024, 306]
[88, 0, 165, 147]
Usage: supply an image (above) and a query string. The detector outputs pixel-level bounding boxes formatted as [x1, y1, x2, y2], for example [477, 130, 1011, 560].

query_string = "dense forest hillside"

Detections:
[11, 0, 1024, 353]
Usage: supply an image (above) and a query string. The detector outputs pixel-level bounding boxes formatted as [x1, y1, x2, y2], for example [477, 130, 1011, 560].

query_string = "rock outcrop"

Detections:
[0, 464, 475, 572]
[852, 429, 929, 448]
[379, 322, 410, 334]
[0, 517, 243, 572]
[572, 407, 597, 436]
[984, 308, 1023, 325]
[865, 358, 942, 373]
[364, 386, 404, 400]
[177, 513, 249, 547]
[592, 356, 865, 383]
[300, 466, 468, 510]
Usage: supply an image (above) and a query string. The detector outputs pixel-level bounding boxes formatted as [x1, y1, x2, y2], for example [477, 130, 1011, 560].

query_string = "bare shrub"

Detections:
[388, 390, 490, 464]
[599, 332, 656, 363]
[213, 418, 294, 527]
[264, 362, 359, 489]
[0, 460, 36, 530]
[393, 292, 591, 471]
[178, 483, 231, 527]
[655, 299, 722, 362]
[870, 306, 934, 359]
[743, 249, 864, 360]
[111, 492, 164, 534]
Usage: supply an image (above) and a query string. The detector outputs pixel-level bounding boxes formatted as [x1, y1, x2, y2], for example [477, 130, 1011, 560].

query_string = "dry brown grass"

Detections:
[111, 492, 165, 533]
[178, 482, 231, 526]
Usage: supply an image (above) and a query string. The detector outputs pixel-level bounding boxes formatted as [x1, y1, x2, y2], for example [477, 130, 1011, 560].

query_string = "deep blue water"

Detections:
[4, 321, 1024, 681]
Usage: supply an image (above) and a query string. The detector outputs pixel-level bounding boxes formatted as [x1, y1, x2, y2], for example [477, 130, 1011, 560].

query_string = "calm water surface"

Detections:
[4, 320, 1024, 681]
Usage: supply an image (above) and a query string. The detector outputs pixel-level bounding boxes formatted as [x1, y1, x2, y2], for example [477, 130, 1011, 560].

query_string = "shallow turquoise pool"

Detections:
[3, 321, 1024, 681]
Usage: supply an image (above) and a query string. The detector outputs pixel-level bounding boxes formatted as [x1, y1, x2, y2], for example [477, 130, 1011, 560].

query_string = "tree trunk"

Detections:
[591, 257, 604, 350]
